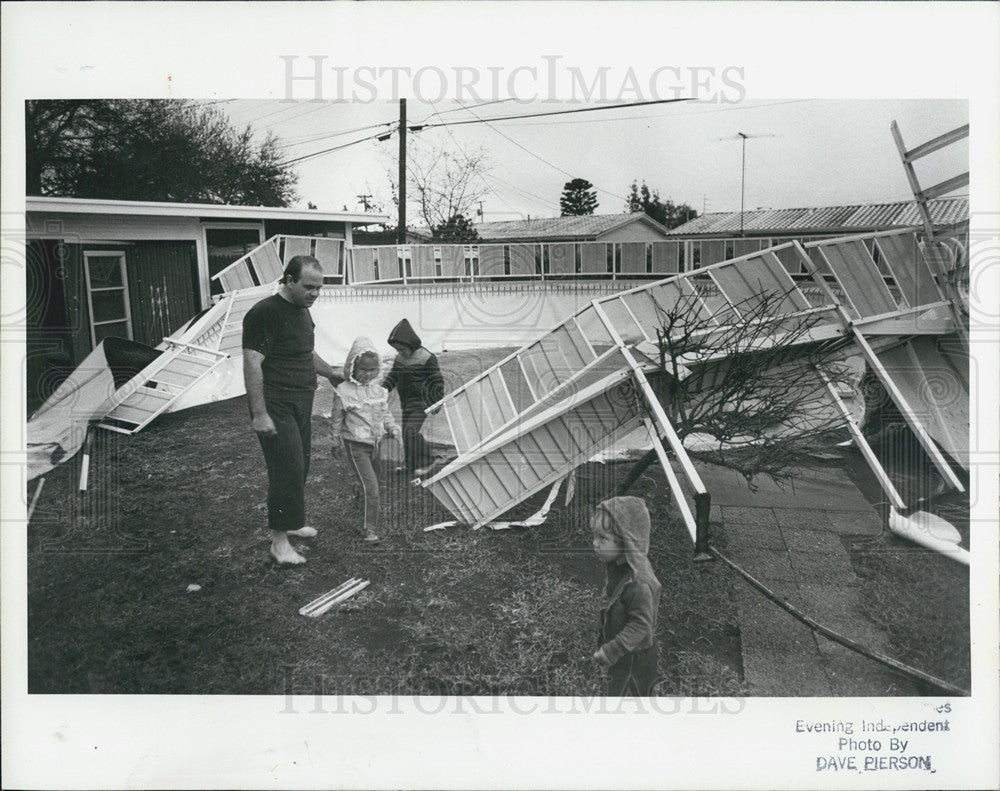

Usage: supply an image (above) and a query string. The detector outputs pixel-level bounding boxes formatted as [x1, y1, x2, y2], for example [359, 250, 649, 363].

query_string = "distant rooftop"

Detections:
[667, 197, 968, 236]
[472, 213, 668, 241]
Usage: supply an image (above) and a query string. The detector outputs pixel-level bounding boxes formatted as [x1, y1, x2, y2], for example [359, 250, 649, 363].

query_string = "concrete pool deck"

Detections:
[699, 461, 920, 696]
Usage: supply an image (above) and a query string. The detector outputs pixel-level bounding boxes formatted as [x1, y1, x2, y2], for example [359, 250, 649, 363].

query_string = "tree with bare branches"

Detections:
[386, 139, 493, 231]
[620, 285, 858, 494]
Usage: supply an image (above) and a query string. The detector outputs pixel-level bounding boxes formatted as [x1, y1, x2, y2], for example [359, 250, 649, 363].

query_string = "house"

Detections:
[342, 213, 677, 284]
[351, 226, 433, 246]
[666, 197, 967, 240]
[471, 212, 673, 243]
[25, 196, 388, 407]
[664, 197, 968, 271]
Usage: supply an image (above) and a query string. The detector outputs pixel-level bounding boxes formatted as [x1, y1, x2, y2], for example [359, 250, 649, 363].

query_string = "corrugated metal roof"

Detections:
[666, 198, 968, 236]
[472, 213, 662, 241]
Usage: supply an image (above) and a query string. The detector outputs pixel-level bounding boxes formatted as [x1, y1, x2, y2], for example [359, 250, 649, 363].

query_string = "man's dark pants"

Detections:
[256, 393, 314, 532]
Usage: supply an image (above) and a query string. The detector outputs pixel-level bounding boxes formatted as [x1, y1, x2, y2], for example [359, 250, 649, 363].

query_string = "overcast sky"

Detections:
[224, 97, 969, 223]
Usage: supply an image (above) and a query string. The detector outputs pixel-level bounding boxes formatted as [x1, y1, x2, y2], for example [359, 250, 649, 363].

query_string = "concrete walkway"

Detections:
[698, 461, 919, 696]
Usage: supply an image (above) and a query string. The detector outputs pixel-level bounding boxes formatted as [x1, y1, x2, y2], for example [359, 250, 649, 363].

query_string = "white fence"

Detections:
[211, 235, 345, 292]
[342, 235, 884, 286]
[209, 231, 958, 299]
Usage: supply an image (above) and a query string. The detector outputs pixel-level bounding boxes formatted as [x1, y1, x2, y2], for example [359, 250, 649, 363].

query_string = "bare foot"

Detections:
[270, 546, 306, 565]
[270, 532, 306, 565]
[287, 526, 317, 538]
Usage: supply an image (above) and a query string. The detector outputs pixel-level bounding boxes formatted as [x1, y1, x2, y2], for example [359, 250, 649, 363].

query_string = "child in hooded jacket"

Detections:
[383, 318, 445, 476]
[331, 336, 401, 542]
[590, 496, 662, 696]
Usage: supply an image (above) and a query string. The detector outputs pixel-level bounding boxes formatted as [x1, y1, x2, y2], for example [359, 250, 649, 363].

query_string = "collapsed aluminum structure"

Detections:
[419, 122, 971, 555]
[100, 235, 345, 434]
[418, 232, 968, 550]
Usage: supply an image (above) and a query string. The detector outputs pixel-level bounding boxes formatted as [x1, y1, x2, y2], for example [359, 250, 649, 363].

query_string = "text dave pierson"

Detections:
[816, 755, 935, 772]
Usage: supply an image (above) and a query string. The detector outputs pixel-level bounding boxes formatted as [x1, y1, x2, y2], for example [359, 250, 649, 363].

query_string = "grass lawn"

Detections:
[851, 528, 971, 693]
[26, 349, 744, 696]
[841, 462, 972, 693]
[26, 349, 969, 697]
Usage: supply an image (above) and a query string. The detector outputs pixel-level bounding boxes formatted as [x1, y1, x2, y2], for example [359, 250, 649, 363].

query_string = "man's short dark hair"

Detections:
[283, 255, 323, 284]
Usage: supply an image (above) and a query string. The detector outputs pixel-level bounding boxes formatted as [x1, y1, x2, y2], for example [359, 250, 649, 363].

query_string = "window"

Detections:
[83, 251, 132, 347]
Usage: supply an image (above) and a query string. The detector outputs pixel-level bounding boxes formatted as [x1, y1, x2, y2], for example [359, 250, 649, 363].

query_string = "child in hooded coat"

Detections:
[591, 496, 662, 696]
[383, 318, 445, 475]
[331, 336, 401, 542]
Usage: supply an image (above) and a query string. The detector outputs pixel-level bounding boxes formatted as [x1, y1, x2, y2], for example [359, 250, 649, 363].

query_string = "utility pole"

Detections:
[397, 99, 406, 244]
[356, 194, 373, 212]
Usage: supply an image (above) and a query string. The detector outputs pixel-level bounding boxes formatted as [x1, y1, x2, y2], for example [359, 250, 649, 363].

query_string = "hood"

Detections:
[388, 318, 421, 350]
[596, 496, 662, 596]
[343, 335, 380, 384]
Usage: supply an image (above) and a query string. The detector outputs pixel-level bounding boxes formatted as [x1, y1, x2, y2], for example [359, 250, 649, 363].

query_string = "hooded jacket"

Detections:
[596, 496, 662, 669]
[332, 336, 398, 446]
[384, 319, 445, 414]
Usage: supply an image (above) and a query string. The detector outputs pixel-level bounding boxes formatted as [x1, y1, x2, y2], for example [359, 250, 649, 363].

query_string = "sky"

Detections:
[222, 97, 969, 224]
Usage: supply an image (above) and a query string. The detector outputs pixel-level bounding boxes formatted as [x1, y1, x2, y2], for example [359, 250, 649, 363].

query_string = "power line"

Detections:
[263, 96, 699, 171]
[244, 100, 315, 125]
[487, 172, 559, 212]
[261, 98, 814, 163]
[223, 99, 296, 125]
[276, 120, 396, 150]
[416, 98, 515, 125]
[411, 97, 692, 131]
[456, 102, 629, 205]
[255, 101, 336, 133]
[496, 98, 818, 128]
[281, 131, 391, 165]
[412, 101, 557, 217]
[429, 99, 522, 221]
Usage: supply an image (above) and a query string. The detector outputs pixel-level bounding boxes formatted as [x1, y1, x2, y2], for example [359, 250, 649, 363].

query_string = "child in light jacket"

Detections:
[331, 336, 400, 543]
[590, 496, 662, 696]
[383, 318, 445, 476]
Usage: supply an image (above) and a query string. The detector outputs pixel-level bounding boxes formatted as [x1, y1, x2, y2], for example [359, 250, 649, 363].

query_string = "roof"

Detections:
[666, 198, 968, 236]
[471, 213, 669, 241]
[352, 227, 433, 244]
[26, 196, 390, 225]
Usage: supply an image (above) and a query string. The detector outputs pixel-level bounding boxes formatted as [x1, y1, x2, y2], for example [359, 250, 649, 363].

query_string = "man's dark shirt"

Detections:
[242, 294, 316, 398]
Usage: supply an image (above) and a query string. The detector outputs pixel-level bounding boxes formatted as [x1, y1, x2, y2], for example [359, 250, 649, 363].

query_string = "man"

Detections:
[242, 255, 342, 565]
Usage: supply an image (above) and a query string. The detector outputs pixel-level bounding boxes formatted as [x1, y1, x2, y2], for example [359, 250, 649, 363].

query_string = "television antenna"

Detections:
[719, 132, 780, 236]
